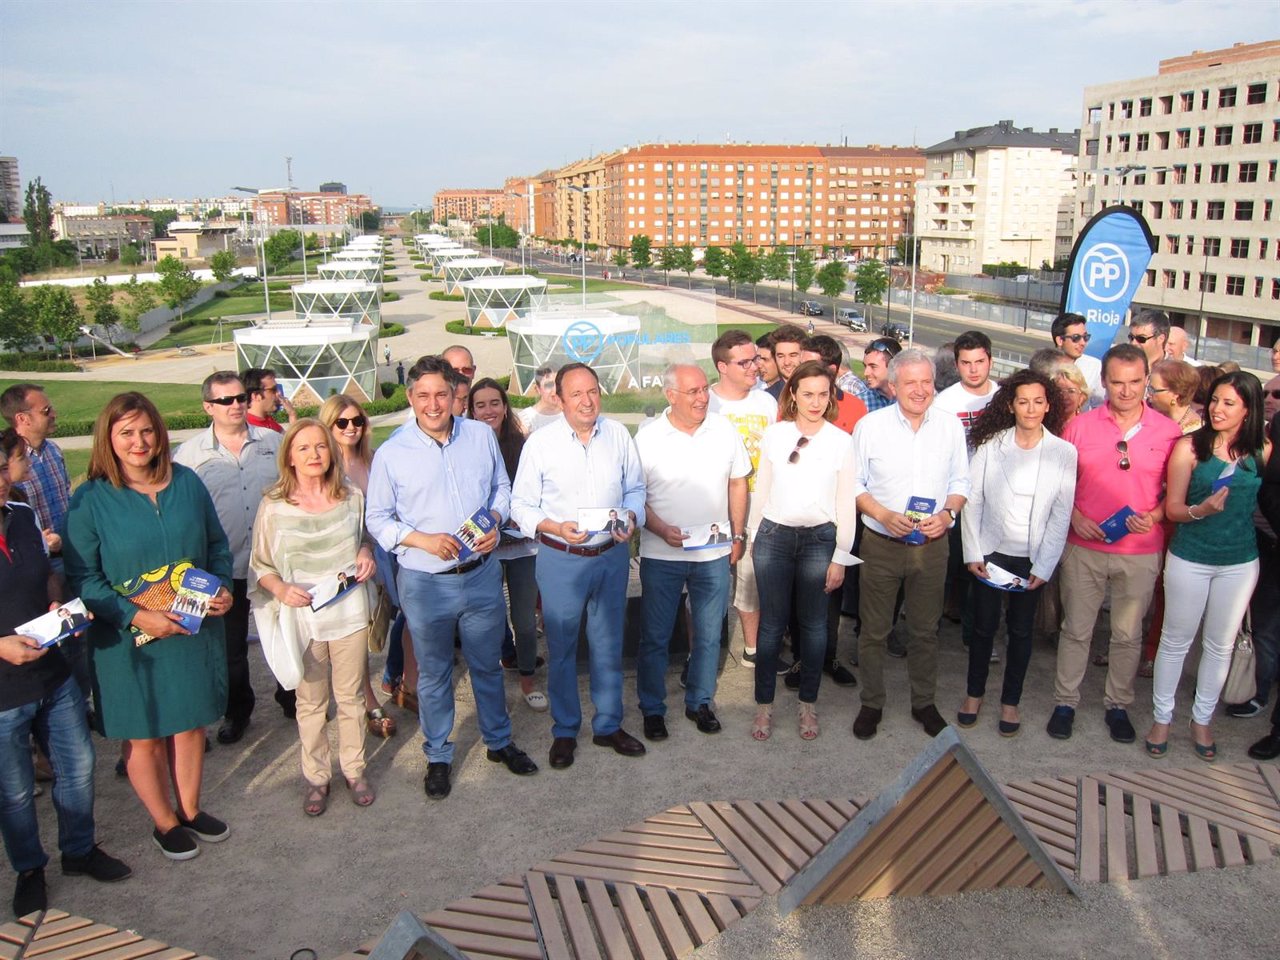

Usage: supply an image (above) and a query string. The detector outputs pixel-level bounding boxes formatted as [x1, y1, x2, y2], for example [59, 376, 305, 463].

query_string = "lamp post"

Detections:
[1006, 233, 1037, 332]
[232, 186, 272, 320]
[567, 184, 605, 306]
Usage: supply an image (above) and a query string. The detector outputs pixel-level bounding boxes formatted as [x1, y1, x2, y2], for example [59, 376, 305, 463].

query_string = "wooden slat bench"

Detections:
[0, 910, 214, 960]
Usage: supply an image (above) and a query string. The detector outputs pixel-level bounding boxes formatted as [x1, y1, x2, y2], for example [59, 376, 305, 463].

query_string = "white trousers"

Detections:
[1152, 552, 1258, 725]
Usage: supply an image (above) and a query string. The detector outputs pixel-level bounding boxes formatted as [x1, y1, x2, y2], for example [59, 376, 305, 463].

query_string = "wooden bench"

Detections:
[0, 909, 215, 960]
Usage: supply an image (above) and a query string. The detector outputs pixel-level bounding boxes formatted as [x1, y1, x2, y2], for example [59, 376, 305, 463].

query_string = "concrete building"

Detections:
[501, 175, 537, 235]
[433, 188, 504, 224]
[150, 220, 238, 261]
[917, 120, 1079, 276]
[1078, 40, 1280, 357]
[0, 157, 21, 222]
[252, 191, 375, 227]
[52, 212, 156, 259]
[0, 224, 30, 251]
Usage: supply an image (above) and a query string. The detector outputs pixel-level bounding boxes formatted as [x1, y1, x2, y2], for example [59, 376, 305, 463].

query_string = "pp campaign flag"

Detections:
[1059, 206, 1156, 360]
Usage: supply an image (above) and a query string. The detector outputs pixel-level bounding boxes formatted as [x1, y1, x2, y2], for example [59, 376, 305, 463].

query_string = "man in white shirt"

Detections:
[708, 330, 778, 670]
[1051, 313, 1104, 409]
[511, 363, 648, 770]
[1165, 326, 1200, 366]
[635, 365, 750, 739]
[517, 365, 562, 434]
[851, 348, 970, 741]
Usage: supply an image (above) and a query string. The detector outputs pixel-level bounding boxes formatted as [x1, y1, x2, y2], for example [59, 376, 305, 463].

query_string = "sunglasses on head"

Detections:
[208, 394, 249, 406]
[866, 339, 898, 355]
[334, 416, 367, 429]
[1062, 333, 1091, 343]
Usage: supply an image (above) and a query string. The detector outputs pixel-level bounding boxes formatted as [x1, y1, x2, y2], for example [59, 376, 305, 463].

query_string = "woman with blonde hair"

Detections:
[65, 392, 234, 860]
[251, 418, 377, 815]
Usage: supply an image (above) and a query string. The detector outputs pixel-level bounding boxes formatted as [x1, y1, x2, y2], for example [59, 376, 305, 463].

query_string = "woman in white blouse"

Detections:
[959, 369, 1076, 737]
[748, 361, 858, 741]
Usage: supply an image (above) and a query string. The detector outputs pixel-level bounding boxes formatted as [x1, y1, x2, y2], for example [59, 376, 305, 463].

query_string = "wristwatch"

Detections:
[945, 508, 958, 525]
[731, 533, 748, 543]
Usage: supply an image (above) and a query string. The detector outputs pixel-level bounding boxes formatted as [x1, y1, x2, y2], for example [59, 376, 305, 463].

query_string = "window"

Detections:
[1248, 82, 1267, 105]
[1201, 273, 1217, 293]
[1183, 272, 1191, 290]
[1194, 163, 1202, 183]
[1219, 87, 1237, 108]
[1256, 278, 1264, 298]
[1243, 122, 1263, 144]
[1235, 201, 1254, 221]
[1180, 91, 1194, 111]
[1270, 160, 1278, 182]
[1160, 94, 1174, 113]
[1274, 279, 1280, 300]
[1210, 163, 1229, 183]
[1137, 133, 1150, 151]
[1198, 127, 1207, 147]
[1163, 269, 1177, 288]
[1156, 168, 1168, 185]
[1157, 131, 1170, 149]
[1170, 199, 1184, 219]
[1226, 276, 1244, 296]
[1230, 238, 1249, 258]
[1172, 164, 1187, 184]
[1203, 237, 1221, 256]
[1145, 268, 1156, 286]
[1262, 239, 1271, 259]
[1206, 201, 1225, 220]
[1150, 200, 1163, 219]
[1275, 120, 1280, 142]
[1176, 128, 1191, 148]
[1118, 134, 1131, 152]
[1191, 200, 1199, 219]
[1267, 200, 1274, 221]
[1140, 97, 1153, 117]
[1202, 89, 1210, 109]
[1166, 234, 1180, 254]
[1239, 162, 1259, 183]
[1215, 125, 1233, 146]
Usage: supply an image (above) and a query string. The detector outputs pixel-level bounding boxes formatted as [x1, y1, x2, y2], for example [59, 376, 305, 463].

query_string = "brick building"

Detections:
[252, 191, 375, 227]
[433, 188, 504, 224]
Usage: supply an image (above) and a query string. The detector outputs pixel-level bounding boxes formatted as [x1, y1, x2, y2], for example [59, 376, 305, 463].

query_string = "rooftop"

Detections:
[924, 120, 1080, 155]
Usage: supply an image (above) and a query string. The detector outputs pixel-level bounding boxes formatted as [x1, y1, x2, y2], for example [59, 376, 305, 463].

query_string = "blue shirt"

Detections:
[511, 416, 647, 547]
[18, 438, 71, 540]
[366, 416, 511, 574]
[847, 377, 895, 413]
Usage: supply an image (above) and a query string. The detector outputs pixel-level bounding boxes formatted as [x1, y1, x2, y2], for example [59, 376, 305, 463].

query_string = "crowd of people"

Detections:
[1, 307, 1279, 918]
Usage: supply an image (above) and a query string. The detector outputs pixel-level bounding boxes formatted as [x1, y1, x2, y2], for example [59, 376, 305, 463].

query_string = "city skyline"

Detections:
[3, 0, 1275, 208]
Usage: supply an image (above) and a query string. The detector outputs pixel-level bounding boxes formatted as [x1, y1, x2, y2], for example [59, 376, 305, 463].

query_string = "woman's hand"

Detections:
[206, 586, 234, 617]
[967, 561, 990, 580]
[824, 562, 845, 594]
[274, 583, 314, 608]
[0, 634, 48, 666]
[354, 547, 377, 582]
[131, 609, 191, 638]
[42, 530, 62, 554]
[1194, 486, 1230, 519]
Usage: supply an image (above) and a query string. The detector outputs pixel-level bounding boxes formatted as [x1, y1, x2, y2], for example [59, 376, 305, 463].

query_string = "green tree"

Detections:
[156, 255, 201, 323]
[657, 245, 679, 284]
[263, 229, 301, 273]
[727, 243, 764, 301]
[119, 243, 143, 267]
[23, 178, 54, 247]
[205, 207, 223, 220]
[209, 249, 238, 284]
[793, 248, 816, 295]
[854, 259, 889, 322]
[118, 275, 158, 333]
[702, 245, 725, 279]
[29, 285, 82, 355]
[763, 246, 790, 308]
[359, 209, 381, 232]
[611, 249, 629, 273]
[629, 235, 652, 280]
[816, 260, 848, 316]
[676, 244, 695, 288]
[475, 222, 519, 250]
[0, 278, 34, 350]
[304, 233, 321, 252]
[84, 277, 121, 336]
[894, 236, 919, 266]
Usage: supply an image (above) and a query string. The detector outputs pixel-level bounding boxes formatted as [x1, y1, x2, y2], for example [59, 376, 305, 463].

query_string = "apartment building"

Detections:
[500, 176, 537, 235]
[433, 188, 503, 224]
[253, 191, 375, 227]
[0, 157, 19, 222]
[52, 212, 155, 258]
[917, 120, 1079, 275]
[1078, 40, 1280, 352]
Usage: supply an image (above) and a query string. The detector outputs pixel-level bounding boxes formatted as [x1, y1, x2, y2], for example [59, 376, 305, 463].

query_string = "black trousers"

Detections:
[225, 578, 295, 723]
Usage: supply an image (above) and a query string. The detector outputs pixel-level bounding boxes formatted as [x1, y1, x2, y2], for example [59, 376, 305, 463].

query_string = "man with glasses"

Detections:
[442, 344, 477, 384]
[174, 372, 290, 742]
[1048, 344, 1181, 742]
[241, 368, 295, 434]
[1127, 309, 1170, 370]
[1051, 313, 1103, 409]
[764, 325, 807, 401]
[518, 365, 562, 434]
[709, 330, 778, 669]
[848, 339, 901, 413]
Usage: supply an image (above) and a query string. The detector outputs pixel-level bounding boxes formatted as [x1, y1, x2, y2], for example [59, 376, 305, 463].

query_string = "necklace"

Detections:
[1176, 407, 1195, 430]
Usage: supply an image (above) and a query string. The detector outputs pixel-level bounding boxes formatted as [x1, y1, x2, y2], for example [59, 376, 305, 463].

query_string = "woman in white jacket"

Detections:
[958, 369, 1077, 736]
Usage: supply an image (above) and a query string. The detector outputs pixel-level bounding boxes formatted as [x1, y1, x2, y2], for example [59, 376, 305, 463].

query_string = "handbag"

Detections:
[367, 580, 392, 654]
[1222, 610, 1256, 705]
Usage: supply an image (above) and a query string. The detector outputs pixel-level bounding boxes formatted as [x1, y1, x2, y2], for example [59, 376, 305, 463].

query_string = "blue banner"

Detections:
[1059, 206, 1156, 360]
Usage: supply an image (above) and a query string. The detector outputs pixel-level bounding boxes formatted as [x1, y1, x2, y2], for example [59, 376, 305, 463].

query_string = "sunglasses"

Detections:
[334, 416, 367, 429]
[1116, 440, 1131, 471]
[1128, 332, 1157, 344]
[455, 366, 477, 378]
[1267, 390, 1280, 400]
[208, 394, 249, 406]
[867, 339, 898, 354]
[1062, 333, 1091, 344]
[788, 436, 810, 464]
[23, 405, 54, 417]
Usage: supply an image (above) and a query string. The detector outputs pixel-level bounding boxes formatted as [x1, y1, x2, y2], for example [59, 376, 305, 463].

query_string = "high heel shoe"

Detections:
[1189, 721, 1217, 762]
[751, 704, 773, 741]
[798, 702, 819, 741]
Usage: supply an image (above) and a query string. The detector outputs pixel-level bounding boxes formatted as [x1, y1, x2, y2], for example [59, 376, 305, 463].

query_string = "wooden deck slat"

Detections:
[1078, 777, 1102, 882]
[1099, 771, 1280, 842]
[525, 872, 572, 960]
[673, 890, 718, 946]
[1104, 782, 1129, 882]
[599, 830, 725, 854]
[1004, 783, 1079, 823]
[1156, 802, 1189, 875]
[825, 799, 861, 822]
[780, 800, 841, 842]
[1177, 762, 1278, 804]
[1216, 825, 1247, 869]
[427, 897, 534, 924]
[644, 808, 700, 827]
[754, 800, 826, 856]
[555, 874, 603, 960]
[34, 932, 148, 960]
[583, 878, 635, 960]
[919, 817, 1008, 896]
[1245, 834, 1273, 863]
[702, 893, 739, 930]
[546, 850, 754, 885]
[26, 924, 124, 956]
[642, 886, 694, 958]
[1257, 763, 1280, 807]
[961, 834, 1036, 892]
[729, 801, 812, 871]
[706, 801, 799, 885]
[1187, 815, 1216, 870]
[687, 802, 780, 895]
[1010, 802, 1078, 844]
[529, 860, 760, 900]
[422, 912, 537, 943]
[1151, 766, 1280, 818]
[1131, 795, 1159, 879]
[473, 882, 535, 904]
[617, 822, 717, 843]
[577, 839, 740, 870]
[50, 943, 193, 960]
[613, 883, 666, 960]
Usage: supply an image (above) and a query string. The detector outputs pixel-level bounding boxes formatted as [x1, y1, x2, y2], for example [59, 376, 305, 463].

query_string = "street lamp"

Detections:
[231, 186, 272, 321]
[504, 190, 530, 274]
[567, 184, 605, 306]
[1007, 233, 1037, 332]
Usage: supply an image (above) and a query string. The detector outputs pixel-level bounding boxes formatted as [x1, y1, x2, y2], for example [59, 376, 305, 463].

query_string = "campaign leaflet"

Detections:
[16, 598, 91, 649]
[900, 496, 936, 545]
[114, 560, 220, 646]
[977, 561, 1028, 593]
[309, 566, 361, 612]
[169, 568, 220, 634]
[454, 507, 498, 561]
[1098, 506, 1137, 544]
[578, 507, 628, 536]
[682, 521, 732, 551]
[1212, 461, 1236, 493]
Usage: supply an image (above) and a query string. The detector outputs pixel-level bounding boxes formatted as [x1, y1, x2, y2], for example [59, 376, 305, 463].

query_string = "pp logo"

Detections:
[1079, 243, 1129, 303]
[563, 321, 605, 363]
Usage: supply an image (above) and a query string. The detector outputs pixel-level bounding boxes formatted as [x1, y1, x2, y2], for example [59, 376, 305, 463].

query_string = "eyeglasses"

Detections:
[1128, 332, 1157, 344]
[1116, 440, 1131, 471]
[334, 416, 367, 429]
[675, 387, 710, 398]
[1146, 385, 1172, 394]
[1062, 333, 1091, 344]
[208, 394, 249, 406]
[23, 405, 53, 417]
[788, 436, 810, 464]
[729, 356, 762, 369]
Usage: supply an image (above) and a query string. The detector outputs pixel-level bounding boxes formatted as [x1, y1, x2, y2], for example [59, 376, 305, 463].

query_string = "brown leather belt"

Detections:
[538, 534, 618, 557]
[437, 555, 487, 575]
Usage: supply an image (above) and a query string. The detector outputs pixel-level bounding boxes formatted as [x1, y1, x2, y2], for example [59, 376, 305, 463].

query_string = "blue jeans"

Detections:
[398, 559, 512, 765]
[499, 554, 540, 675]
[638, 556, 730, 716]
[0, 676, 97, 874]
[753, 519, 835, 704]
[536, 543, 629, 739]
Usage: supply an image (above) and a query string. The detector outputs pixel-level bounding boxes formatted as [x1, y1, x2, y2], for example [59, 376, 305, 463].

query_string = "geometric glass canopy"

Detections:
[459, 276, 547, 329]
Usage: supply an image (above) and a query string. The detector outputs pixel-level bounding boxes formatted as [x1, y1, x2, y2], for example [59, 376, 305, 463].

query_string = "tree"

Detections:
[263, 229, 301, 273]
[0, 277, 34, 350]
[854, 259, 889, 322]
[676, 244, 696, 288]
[629, 235, 652, 280]
[118, 275, 158, 333]
[359, 209, 381, 232]
[156, 255, 201, 323]
[304, 233, 321, 252]
[205, 207, 223, 220]
[119, 243, 143, 267]
[763, 246, 790, 308]
[28, 285, 82, 355]
[209, 249, 238, 284]
[816, 260, 848, 316]
[657, 245, 679, 285]
[474, 222, 519, 250]
[84, 277, 120, 336]
[793, 248, 816, 295]
[23, 178, 54, 247]
[702, 245, 725, 279]
[611, 249, 629, 273]
[894, 235, 919, 266]
[727, 243, 763, 301]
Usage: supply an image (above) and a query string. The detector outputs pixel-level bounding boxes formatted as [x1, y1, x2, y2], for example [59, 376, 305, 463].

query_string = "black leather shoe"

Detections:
[13, 868, 46, 917]
[549, 737, 577, 769]
[486, 744, 538, 776]
[825, 660, 857, 687]
[685, 705, 722, 734]
[643, 714, 669, 741]
[853, 705, 883, 740]
[592, 729, 647, 757]
[1248, 730, 1280, 760]
[911, 704, 948, 737]
[424, 762, 452, 800]
[1104, 707, 1136, 744]
[216, 718, 248, 745]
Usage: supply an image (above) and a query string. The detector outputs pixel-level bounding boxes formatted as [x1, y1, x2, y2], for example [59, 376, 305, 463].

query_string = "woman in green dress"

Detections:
[64, 392, 234, 862]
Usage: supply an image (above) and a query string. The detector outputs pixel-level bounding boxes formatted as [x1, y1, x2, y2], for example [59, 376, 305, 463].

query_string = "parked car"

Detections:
[798, 300, 824, 316]
[834, 307, 867, 331]
[879, 320, 910, 341]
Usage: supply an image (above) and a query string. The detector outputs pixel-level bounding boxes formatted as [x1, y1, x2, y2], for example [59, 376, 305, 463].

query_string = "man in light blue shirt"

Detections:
[368, 356, 537, 800]
[511, 363, 647, 770]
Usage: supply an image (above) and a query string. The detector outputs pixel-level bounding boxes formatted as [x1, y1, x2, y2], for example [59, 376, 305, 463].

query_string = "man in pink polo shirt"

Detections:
[1048, 343, 1181, 743]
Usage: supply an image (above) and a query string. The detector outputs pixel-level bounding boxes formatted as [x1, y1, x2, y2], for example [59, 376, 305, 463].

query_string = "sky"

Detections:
[2, 0, 1276, 210]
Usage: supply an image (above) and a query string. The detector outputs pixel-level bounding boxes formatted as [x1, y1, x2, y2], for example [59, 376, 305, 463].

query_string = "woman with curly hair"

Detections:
[958, 370, 1077, 736]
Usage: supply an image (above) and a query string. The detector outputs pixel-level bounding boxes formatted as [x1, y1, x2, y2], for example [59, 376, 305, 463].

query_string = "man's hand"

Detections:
[967, 561, 990, 580]
[207, 587, 234, 617]
[556, 520, 589, 545]
[0, 635, 48, 666]
[422, 533, 464, 561]
[657, 519, 688, 550]
[1027, 575, 1047, 590]
[918, 512, 950, 540]
[131, 609, 192, 637]
[730, 540, 745, 565]
[42, 530, 62, 554]
[1070, 508, 1105, 541]
[471, 525, 500, 555]
[613, 511, 639, 544]
[1125, 511, 1155, 535]
[879, 512, 918, 539]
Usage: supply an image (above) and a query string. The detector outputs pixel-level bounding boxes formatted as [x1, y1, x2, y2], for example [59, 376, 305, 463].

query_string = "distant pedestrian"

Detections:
[383, 344, 391, 366]
[396, 362, 405, 386]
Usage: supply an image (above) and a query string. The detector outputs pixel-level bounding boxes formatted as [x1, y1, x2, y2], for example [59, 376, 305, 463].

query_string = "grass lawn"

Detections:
[149, 319, 256, 350]
[63, 448, 91, 487]
[183, 292, 292, 322]
[539, 273, 636, 294]
[1, 379, 204, 425]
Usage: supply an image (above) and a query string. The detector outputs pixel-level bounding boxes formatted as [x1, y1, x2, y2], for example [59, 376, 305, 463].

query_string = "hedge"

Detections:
[420, 273, 436, 282]
[380, 322, 405, 337]
[383, 291, 400, 302]
[430, 291, 463, 302]
[0, 354, 81, 373]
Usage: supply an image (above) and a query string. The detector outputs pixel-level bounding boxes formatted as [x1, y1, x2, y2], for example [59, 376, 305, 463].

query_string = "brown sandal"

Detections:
[346, 777, 376, 807]
[365, 707, 397, 738]
[393, 682, 419, 714]
[303, 782, 329, 817]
